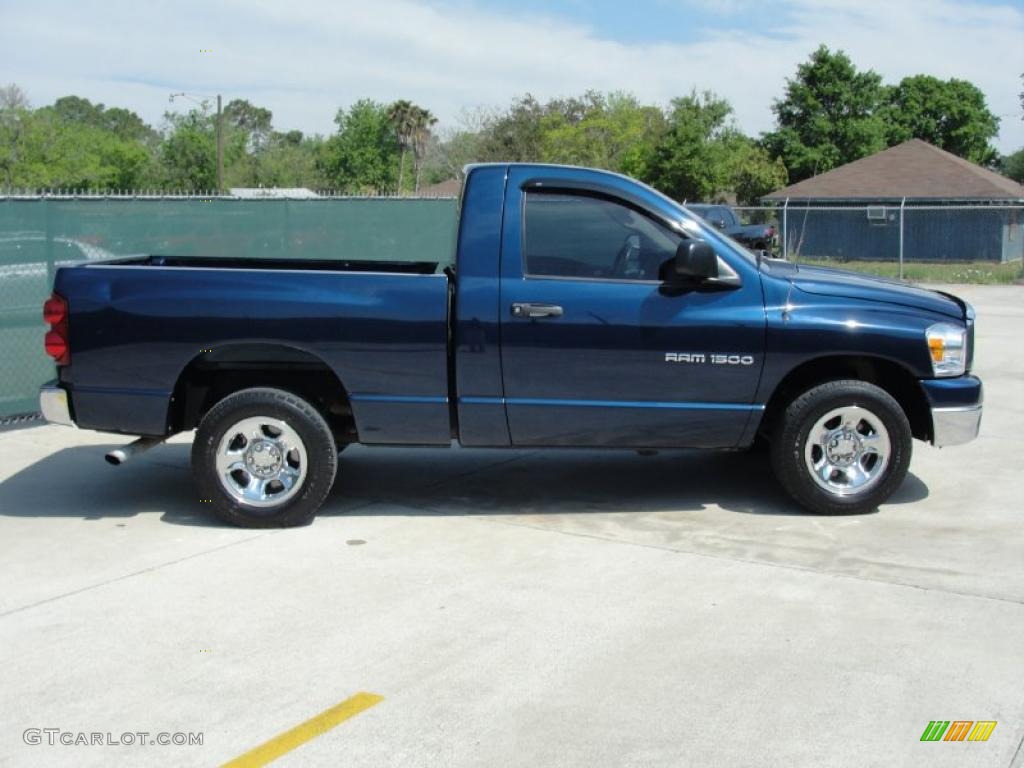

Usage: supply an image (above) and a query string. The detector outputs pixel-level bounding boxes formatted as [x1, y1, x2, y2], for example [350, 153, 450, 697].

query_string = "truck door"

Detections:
[498, 170, 766, 448]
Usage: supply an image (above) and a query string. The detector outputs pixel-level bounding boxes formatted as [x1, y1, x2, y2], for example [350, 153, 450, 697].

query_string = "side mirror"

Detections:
[672, 240, 718, 281]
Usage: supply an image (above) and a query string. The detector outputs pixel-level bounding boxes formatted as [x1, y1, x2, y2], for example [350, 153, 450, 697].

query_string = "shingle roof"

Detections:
[763, 139, 1024, 202]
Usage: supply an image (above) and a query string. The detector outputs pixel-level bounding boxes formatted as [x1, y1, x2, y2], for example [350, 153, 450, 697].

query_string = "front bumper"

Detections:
[39, 381, 75, 427]
[931, 405, 982, 447]
[920, 376, 983, 447]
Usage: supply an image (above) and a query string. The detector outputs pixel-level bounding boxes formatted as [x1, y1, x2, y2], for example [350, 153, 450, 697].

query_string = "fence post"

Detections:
[898, 196, 906, 281]
[283, 198, 292, 259]
[44, 193, 55, 287]
[782, 198, 789, 260]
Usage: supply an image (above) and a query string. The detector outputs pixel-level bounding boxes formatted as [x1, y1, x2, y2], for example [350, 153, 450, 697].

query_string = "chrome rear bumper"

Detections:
[931, 405, 982, 447]
[39, 382, 75, 427]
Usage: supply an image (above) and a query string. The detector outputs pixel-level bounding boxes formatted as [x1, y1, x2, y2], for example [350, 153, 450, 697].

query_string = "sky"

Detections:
[2, 0, 1023, 153]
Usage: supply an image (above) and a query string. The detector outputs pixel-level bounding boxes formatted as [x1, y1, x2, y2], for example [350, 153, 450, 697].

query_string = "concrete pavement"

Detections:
[0, 285, 1022, 767]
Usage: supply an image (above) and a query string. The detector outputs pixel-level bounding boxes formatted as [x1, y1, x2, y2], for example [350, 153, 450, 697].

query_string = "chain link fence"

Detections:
[0, 192, 458, 421]
[733, 204, 1024, 274]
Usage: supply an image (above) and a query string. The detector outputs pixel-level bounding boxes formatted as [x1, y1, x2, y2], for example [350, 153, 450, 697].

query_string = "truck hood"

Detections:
[785, 264, 963, 320]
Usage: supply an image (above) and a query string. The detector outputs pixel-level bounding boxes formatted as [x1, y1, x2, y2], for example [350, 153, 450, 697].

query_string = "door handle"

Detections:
[511, 302, 564, 319]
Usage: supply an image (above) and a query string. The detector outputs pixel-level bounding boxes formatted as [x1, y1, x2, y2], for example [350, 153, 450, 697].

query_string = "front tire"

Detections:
[192, 387, 337, 527]
[770, 380, 912, 515]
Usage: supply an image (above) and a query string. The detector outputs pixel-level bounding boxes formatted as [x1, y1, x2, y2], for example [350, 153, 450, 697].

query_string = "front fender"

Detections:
[754, 286, 941, 404]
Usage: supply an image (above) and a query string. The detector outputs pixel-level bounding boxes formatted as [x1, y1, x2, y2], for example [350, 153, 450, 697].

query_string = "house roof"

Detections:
[763, 139, 1024, 202]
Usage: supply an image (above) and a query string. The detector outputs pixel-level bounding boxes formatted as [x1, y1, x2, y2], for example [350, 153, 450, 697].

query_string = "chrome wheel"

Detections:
[804, 405, 891, 497]
[215, 416, 307, 507]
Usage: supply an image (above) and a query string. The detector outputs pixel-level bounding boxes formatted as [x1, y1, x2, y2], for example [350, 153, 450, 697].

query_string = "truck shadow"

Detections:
[0, 444, 212, 526]
[0, 442, 928, 526]
[325, 446, 929, 519]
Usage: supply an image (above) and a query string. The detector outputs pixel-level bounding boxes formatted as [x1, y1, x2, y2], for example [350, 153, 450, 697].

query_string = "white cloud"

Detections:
[1, 0, 1022, 152]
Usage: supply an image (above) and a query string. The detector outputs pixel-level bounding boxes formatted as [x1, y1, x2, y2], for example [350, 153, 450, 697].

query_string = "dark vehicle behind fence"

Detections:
[39, 164, 982, 527]
[686, 203, 777, 252]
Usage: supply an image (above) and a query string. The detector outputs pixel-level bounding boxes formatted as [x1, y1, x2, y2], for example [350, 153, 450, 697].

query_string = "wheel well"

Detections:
[760, 356, 932, 442]
[168, 345, 357, 444]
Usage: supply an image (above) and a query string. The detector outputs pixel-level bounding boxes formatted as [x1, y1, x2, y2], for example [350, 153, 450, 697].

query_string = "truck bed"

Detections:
[55, 256, 452, 443]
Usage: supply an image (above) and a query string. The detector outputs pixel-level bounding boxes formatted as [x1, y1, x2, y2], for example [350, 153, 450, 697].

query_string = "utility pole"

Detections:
[898, 196, 906, 281]
[216, 94, 223, 195]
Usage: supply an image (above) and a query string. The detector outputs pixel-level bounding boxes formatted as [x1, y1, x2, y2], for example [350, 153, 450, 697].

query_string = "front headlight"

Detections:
[926, 322, 967, 377]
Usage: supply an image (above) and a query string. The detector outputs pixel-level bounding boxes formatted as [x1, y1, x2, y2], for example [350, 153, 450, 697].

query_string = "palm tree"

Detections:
[386, 100, 417, 193]
[387, 101, 438, 194]
[410, 107, 438, 194]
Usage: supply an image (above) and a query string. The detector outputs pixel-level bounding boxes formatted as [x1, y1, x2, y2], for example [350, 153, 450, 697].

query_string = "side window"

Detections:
[523, 190, 680, 281]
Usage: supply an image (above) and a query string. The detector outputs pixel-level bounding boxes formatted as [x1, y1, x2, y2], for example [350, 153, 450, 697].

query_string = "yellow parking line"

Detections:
[221, 692, 384, 768]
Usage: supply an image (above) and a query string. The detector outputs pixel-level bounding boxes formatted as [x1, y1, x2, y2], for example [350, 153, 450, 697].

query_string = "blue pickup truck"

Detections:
[39, 164, 982, 527]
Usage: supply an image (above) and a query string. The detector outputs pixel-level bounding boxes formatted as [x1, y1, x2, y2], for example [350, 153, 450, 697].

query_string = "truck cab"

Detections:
[454, 165, 764, 449]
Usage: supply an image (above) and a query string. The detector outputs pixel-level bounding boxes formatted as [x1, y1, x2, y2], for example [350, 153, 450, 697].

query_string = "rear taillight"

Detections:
[43, 292, 70, 366]
[45, 330, 68, 361]
[767, 226, 776, 237]
[43, 296, 66, 325]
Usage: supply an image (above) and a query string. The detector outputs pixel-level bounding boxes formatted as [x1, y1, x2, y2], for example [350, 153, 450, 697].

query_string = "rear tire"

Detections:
[192, 387, 337, 528]
[770, 380, 911, 515]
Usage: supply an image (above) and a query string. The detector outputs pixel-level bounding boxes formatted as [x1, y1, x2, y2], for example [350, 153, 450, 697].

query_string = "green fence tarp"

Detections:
[0, 197, 458, 418]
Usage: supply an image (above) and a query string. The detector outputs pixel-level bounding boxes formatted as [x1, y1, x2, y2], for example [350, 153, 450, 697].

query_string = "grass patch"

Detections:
[795, 258, 1023, 285]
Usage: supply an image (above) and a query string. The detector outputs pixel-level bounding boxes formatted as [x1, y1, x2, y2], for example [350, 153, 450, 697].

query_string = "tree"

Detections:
[473, 90, 667, 178]
[386, 101, 437, 192]
[319, 100, 399, 192]
[410, 106, 438, 193]
[52, 96, 155, 143]
[1001, 148, 1024, 184]
[159, 108, 217, 190]
[0, 84, 31, 187]
[251, 132, 326, 188]
[1, 88, 154, 190]
[220, 99, 276, 187]
[424, 127, 482, 184]
[538, 91, 666, 178]
[476, 94, 547, 162]
[105, 108, 155, 143]
[386, 100, 417, 192]
[646, 91, 743, 201]
[603, 94, 667, 180]
[2, 109, 151, 189]
[729, 140, 788, 205]
[763, 45, 887, 183]
[223, 99, 273, 151]
[52, 95, 104, 126]
[0, 84, 30, 111]
[884, 75, 999, 165]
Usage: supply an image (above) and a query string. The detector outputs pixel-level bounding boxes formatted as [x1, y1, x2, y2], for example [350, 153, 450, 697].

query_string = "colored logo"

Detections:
[920, 721, 996, 742]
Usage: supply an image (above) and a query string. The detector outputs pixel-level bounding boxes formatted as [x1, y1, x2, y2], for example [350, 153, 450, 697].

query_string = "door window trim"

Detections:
[518, 184, 741, 288]
[520, 186, 684, 285]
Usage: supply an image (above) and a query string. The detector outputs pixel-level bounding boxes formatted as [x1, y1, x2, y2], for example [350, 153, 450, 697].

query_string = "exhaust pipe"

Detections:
[105, 437, 164, 466]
